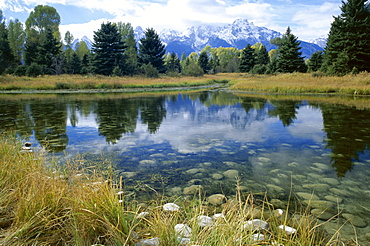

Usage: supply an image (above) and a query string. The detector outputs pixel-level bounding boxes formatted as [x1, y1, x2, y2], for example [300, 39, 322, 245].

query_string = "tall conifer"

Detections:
[275, 27, 306, 73]
[92, 22, 125, 76]
[322, 0, 370, 75]
[138, 28, 166, 73]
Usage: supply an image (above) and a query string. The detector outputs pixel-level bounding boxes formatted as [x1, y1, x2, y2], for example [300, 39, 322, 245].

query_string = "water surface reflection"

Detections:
[1, 91, 370, 240]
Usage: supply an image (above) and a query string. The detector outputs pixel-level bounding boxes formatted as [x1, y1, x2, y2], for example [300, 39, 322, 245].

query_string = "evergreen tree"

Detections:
[37, 28, 62, 73]
[138, 28, 166, 73]
[70, 52, 82, 74]
[322, 0, 370, 75]
[198, 50, 209, 73]
[307, 51, 324, 72]
[0, 11, 15, 73]
[92, 22, 126, 76]
[165, 52, 181, 73]
[255, 45, 269, 66]
[239, 44, 256, 72]
[274, 27, 306, 73]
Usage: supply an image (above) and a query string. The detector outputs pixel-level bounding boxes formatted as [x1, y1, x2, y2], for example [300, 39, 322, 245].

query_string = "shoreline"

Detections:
[1, 72, 370, 95]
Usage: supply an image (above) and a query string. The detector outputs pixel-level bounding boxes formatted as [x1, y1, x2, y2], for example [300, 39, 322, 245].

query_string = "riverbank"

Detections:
[0, 135, 357, 245]
[0, 72, 370, 95]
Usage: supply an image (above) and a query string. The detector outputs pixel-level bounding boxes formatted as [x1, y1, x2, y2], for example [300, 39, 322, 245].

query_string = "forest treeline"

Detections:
[0, 0, 369, 78]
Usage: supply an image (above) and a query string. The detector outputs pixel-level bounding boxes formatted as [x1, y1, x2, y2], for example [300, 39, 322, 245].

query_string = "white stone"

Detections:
[278, 225, 297, 235]
[252, 233, 265, 241]
[137, 212, 150, 219]
[197, 215, 214, 227]
[212, 213, 225, 220]
[177, 237, 191, 245]
[175, 224, 192, 238]
[135, 237, 160, 246]
[244, 219, 269, 231]
[163, 203, 180, 212]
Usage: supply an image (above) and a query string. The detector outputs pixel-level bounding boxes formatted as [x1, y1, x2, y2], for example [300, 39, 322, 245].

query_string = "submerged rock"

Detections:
[342, 213, 368, 228]
[311, 209, 336, 220]
[296, 192, 320, 201]
[211, 173, 224, 180]
[208, 194, 226, 205]
[183, 185, 202, 195]
[223, 170, 239, 179]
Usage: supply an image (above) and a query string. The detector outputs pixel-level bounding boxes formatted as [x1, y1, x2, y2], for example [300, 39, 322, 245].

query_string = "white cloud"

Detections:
[292, 2, 341, 41]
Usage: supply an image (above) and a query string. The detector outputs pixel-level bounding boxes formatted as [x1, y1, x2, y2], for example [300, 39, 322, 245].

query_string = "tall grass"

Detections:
[0, 134, 358, 245]
[230, 72, 370, 95]
[0, 74, 223, 91]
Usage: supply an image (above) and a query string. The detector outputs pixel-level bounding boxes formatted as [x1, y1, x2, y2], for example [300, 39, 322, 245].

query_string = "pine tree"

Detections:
[275, 27, 306, 73]
[322, 0, 370, 75]
[239, 44, 256, 72]
[307, 51, 324, 72]
[138, 28, 166, 73]
[255, 45, 269, 66]
[0, 11, 15, 73]
[198, 50, 209, 73]
[37, 28, 61, 69]
[92, 22, 126, 76]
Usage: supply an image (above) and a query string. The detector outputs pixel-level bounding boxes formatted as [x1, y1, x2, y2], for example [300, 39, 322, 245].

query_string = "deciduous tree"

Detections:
[8, 19, 25, 64]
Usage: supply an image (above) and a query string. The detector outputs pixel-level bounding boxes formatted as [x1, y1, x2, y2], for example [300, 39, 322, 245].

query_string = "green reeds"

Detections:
[0, 134, 359, 245]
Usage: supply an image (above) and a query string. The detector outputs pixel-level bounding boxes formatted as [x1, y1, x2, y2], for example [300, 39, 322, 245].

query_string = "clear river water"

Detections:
[1, 90, 370, 242]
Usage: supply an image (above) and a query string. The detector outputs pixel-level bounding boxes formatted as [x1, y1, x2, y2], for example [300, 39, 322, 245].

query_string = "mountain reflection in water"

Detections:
[1, 91, 368, 179]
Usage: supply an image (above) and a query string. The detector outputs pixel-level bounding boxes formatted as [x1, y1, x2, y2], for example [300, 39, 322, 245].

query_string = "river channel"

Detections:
[1, 90, 370, 242]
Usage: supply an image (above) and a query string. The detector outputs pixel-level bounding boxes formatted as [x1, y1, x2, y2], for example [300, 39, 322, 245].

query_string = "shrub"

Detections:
[4, 67, 15, 75]
[26, 63, 43, 77]
[311, 71, 327, 78]
[55, 82, 74, 90]
[250, 64, 267, 75]
[13, 65, 27, 76]
[182, 63, 204, 77]
[140, 63, 159, 78]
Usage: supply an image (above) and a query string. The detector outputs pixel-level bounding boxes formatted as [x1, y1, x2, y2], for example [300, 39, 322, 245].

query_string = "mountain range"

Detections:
[74, 18, 326, 59]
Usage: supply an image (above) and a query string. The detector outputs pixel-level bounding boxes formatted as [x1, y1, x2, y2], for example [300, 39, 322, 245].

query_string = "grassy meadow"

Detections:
[0, 134, 358, 245]
[0, 72, 370, 95]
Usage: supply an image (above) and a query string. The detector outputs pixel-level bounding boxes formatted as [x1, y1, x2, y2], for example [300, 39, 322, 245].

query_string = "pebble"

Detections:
[252, 233, 265, 241]
[244, 219, 269, 231]
[163, 203, 180, 212]
[278, 225, 297, 235]
[197, 215, 214, 227]
[135, 237, 160, 246]
[174, 224, 192, 238]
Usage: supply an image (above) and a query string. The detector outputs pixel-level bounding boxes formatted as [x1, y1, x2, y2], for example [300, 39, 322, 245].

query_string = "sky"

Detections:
[0, 0, 342, 42]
